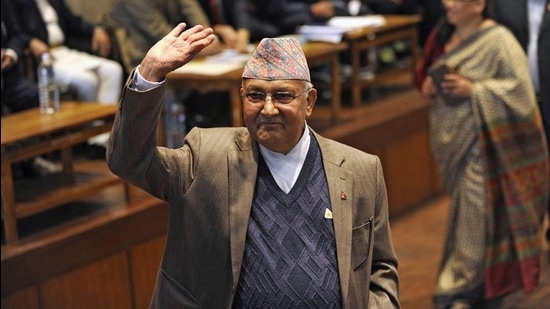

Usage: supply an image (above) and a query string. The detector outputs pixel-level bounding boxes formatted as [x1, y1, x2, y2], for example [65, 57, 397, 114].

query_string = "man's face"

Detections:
[241, 79, 317, 154]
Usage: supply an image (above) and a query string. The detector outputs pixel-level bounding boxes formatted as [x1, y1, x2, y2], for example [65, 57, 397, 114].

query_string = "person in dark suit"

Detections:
[107, 23, 400, 308]
[197, 0, 280, 48]
[492, 0, 550, 242]
[11, 0, 124, 156]
[12, 0, 123, 105]
[251, 0, 337, 36]
[1, 0, 38, 115]
[1, 0, 61, 176]
[492, 0, 549, 151]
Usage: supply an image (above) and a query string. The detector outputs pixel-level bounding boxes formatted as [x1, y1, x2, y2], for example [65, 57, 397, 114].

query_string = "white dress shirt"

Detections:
[258, 126, 311, 193]
[35, 0, 64, 46]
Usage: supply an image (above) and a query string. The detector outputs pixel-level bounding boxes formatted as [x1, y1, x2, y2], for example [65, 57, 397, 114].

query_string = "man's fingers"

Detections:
[179, 25, 213, 42]
[178, 24, 204, 41]
[170, 23, 188, 37]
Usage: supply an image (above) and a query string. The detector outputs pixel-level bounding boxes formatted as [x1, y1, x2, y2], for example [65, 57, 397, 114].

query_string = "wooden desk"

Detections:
[1, 102, 128, 244]
[302, 41, 348, 121]
[344, 14, 422, 106]
[167, 41, 348, 127]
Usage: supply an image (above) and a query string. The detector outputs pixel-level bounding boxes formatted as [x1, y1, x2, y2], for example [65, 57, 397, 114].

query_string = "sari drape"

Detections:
[429, 25, 549, 300]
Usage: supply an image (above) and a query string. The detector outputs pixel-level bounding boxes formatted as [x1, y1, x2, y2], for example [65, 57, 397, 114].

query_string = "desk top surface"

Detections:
[344, 14, 422, 39]
[1, 102, 119, 146]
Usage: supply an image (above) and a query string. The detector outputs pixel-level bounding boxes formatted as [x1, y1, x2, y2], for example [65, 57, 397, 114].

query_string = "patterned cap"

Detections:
[242, 37, 310, 82]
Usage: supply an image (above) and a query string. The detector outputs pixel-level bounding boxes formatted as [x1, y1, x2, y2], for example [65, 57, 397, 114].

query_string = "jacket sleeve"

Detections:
[106, 71, 195, 201]
[368, 156, 400, 308]
[2, 0, 29, 57]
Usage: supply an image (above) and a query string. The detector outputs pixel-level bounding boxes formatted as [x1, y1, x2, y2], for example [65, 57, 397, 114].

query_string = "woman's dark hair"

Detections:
[437, 0, 493, 43]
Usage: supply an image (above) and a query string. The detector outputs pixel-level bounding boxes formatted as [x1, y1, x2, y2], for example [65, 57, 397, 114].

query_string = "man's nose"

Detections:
[261, 96, 279, 114]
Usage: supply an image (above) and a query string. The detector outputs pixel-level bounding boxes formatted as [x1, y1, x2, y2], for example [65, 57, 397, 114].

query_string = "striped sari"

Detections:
[429, 24, 549, 305]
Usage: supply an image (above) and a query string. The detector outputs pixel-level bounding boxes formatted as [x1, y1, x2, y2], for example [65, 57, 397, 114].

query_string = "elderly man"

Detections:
[107, 23, 400, 308]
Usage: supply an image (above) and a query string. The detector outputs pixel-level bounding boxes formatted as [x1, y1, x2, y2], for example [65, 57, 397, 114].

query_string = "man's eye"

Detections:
[272, 92, 294, 102]
[246, 92, 265, 101]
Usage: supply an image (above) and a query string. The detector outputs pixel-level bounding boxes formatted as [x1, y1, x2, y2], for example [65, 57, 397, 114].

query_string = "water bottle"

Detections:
[165, 102, 187, 148]
[37, 53, 60, 114]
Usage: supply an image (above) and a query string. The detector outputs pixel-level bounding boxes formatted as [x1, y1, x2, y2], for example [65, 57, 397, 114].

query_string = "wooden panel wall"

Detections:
[1, 196, 167, 309]
[40, 253, 132, 309]
[130, 236, 166, 309]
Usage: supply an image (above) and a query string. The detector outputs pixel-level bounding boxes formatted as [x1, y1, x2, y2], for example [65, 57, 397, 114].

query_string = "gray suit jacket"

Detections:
[107, 73, 400, 308]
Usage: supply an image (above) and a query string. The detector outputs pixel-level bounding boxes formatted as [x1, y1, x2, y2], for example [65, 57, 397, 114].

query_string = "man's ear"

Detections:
[305, 88, 317, 115]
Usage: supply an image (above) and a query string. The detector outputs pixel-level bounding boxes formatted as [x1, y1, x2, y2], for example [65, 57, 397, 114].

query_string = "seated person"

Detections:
[103, 0, 237, 130]
[250, 0, 337, 36]
[364, 0, 418, 15]
[14, 0, 123, 105]
[102, 0, 226, 75]
[2, 0, 60, 176]
[198, 0, 281, 50]
[13, 0, 125, 155]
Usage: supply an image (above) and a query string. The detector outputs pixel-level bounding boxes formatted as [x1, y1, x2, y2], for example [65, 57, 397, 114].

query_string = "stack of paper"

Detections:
[327, 15, 386, 29]
[297, 25, 348, 43]
[298, 15, 386, 43]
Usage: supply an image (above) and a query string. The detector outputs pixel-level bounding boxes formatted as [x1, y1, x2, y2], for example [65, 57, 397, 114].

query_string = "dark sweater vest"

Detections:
[233, 136, 342, 308]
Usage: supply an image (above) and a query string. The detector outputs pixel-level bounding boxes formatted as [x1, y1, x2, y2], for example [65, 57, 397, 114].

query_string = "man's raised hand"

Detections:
[139, 24, 216, 82]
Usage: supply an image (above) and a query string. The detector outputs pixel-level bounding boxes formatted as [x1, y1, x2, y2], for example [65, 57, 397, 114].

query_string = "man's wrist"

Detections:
[133, 65, 164, 91]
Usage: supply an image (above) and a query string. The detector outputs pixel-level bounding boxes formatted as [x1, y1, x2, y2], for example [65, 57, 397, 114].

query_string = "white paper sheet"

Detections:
[298, 15, 386, 43]
[172, 49, 252, 76]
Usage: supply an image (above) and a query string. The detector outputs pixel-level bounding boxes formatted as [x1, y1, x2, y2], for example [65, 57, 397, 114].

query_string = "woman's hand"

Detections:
[441, 73, 473, 98]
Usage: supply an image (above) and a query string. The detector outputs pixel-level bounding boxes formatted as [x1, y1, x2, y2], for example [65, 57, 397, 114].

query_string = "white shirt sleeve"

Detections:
[133, 65, 165, 91]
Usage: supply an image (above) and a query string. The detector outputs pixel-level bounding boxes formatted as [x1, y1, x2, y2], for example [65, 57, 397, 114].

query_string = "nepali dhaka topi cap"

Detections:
[242, 37, 310, 82]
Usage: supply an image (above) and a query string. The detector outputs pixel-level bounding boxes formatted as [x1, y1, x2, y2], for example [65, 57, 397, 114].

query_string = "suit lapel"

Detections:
[228, 133, 258, 289]
[315, 132, 353, 300]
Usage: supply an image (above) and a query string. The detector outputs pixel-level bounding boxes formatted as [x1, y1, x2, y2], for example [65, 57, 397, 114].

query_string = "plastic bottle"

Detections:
[37, 53, 60, 114]
[165, 102, 187, 148]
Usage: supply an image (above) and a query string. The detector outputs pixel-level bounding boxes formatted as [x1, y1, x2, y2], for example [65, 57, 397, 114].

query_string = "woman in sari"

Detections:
[416, 0, 549, 308]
